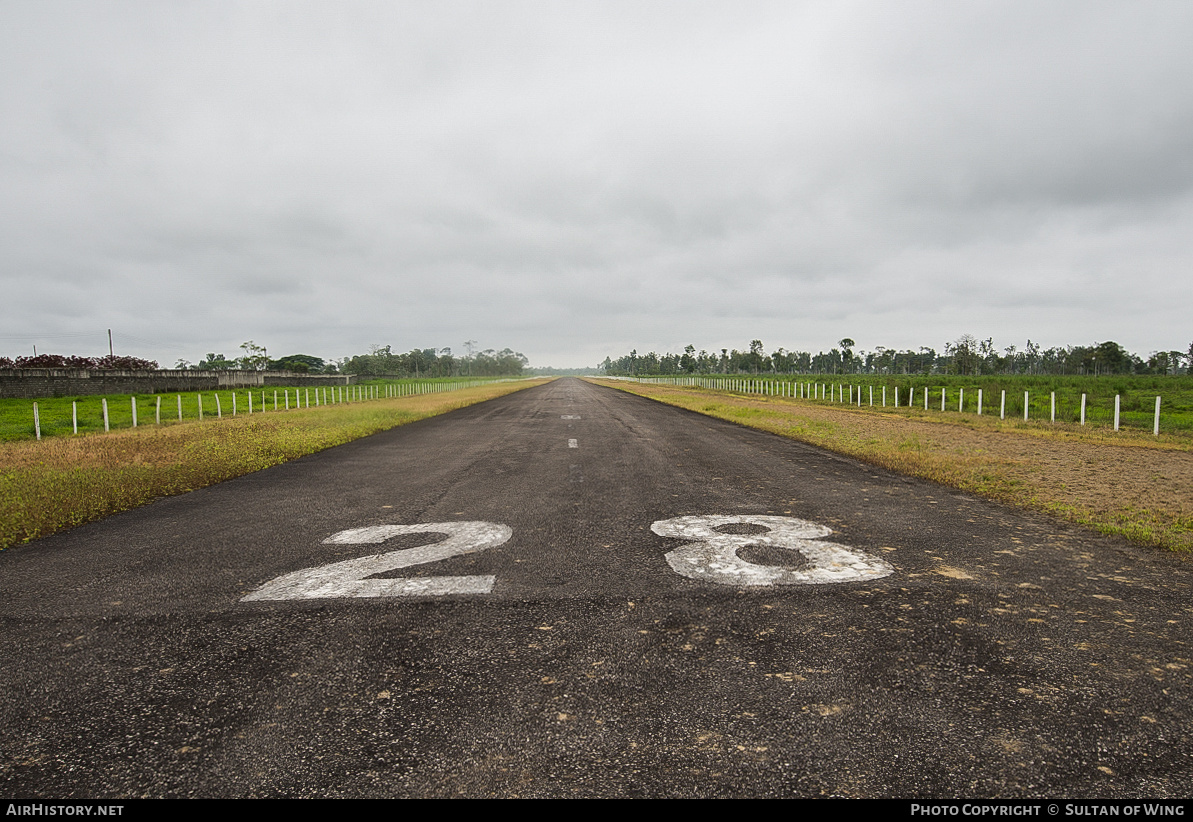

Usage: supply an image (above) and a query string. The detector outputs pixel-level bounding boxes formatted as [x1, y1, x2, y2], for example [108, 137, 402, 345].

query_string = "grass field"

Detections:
[0, 377, 517, 442]
[623, 374, 1193, 434]
[0, 379, 546, 550]
[591, 378, 1193, 554]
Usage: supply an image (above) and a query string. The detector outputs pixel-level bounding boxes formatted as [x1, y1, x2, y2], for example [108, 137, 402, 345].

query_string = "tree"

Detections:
[239, 341, 269, 370]
[1094, 341, 1130, 374]
[748, 340, 766, 373]
[270, 354, 325, 373]
[270, 354, 325, 372]
[838, 338, 855, 373]
[1024, 340, 1042, 374]
[196, 353, 238, 370]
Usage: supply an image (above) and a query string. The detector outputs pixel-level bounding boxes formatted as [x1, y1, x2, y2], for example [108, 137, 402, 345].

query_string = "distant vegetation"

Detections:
[0, 354, 159, 370]
[602, 336, 1192, 377]
[174, 341, 530, 377]
[338, 345, 528, 377]
[527, 366, 601, 376]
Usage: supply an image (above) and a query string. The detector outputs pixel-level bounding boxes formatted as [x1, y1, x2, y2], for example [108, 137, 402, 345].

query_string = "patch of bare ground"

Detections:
[591, 379, 1193, 553]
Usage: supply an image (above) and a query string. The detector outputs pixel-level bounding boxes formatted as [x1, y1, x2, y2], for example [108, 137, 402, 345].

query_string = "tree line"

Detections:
[0, 354, 160, 370]
[601, 336, 1193, 377]
[338, 345, 529, 378]
[174, 341, 529, 377]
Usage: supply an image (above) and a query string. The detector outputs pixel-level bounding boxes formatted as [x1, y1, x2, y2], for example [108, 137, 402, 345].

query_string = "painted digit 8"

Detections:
[652, 514, 893, 586]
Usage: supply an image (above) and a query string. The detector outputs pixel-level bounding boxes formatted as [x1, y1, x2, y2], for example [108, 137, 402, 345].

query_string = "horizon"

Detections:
[3, 3, 1191, 369]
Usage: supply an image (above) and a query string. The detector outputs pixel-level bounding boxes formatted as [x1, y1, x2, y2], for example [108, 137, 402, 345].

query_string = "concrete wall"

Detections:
[0, 369, 354, 399]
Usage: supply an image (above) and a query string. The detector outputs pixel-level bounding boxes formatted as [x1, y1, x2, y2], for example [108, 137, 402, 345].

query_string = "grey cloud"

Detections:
[2, 2, 1191, 367]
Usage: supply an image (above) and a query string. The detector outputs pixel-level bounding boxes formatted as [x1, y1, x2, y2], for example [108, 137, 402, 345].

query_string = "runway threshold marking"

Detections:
[241, 516, 893, 602]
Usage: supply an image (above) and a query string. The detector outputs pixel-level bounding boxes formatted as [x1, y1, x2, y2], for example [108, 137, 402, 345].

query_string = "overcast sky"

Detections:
[2, 1, 1191, 368]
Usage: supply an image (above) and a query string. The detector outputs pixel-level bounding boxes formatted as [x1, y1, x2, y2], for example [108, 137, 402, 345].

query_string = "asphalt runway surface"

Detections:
[2, 378, 1191, 798]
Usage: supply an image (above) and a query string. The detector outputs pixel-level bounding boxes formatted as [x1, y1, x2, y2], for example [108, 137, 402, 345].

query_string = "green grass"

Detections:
[0, 380, 546, 549]
[0, 377, 520, 442]
[627, 374, 1193, 435]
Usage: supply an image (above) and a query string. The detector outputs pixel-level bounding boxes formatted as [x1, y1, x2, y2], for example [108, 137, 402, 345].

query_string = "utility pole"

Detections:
[108, 329, 113, 357]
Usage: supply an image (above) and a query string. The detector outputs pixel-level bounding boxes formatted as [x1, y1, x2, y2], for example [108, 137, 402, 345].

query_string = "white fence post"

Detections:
[882, 386, 886, 407]
[977, 389, 982, 416]
[1050, 392, 1055, 422]
[73, 401, 78, 434]
[1000, 390, 1005, 420]
[1114, 394, 1120, 431]
[232, 393, 237, 416]
[198, 395, 203, 421]
[1080, 393, 1086, 425]
[177, 395, 182, 422]
[959, 388, 964, 413]
[940, 388, 945, 411]
[156, 396, 161, 425]
[103, 398, 110, 431]
[869, 386, 873, 406]
[215, 394, 222, 419]
[1024, 392, 1029, 421]
[33, 402, 41, 440]
[131, 397, 137, 427]
[1154, 396, 1161, 436]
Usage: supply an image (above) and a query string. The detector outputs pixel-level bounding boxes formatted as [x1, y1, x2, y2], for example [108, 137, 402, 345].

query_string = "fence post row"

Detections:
[26, 379, 1161, 439]
[620, 375, 1170, 437]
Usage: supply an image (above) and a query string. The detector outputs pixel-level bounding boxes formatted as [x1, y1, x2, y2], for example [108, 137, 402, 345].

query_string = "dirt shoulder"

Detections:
[590, 379, 1193, 553]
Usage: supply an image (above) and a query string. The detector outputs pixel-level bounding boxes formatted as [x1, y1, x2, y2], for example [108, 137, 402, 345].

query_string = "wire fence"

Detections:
[15, 378, 528, 442]
[608, 375, 1185, 436]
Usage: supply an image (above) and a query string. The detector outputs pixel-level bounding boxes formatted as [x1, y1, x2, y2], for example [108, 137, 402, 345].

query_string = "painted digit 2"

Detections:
[652, 515, 893, 586]
[241, 521, 512, 601]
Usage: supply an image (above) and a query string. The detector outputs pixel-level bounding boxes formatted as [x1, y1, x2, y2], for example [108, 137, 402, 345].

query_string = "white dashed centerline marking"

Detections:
[568, 439, 578, 448]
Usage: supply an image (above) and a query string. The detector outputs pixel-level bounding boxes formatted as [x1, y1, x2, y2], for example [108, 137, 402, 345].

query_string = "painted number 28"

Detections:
[242, 514, 892, 602]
